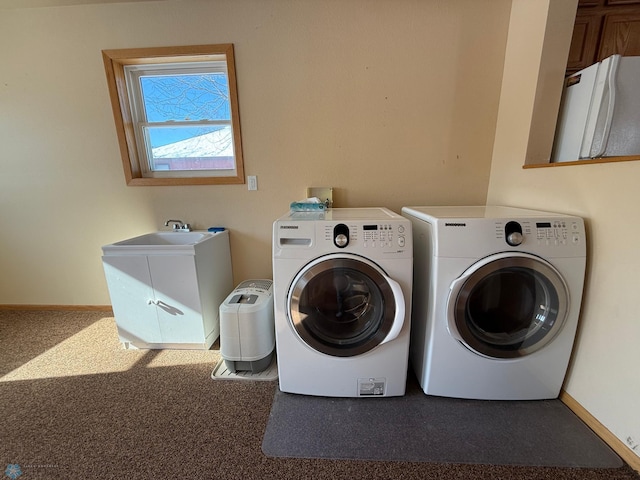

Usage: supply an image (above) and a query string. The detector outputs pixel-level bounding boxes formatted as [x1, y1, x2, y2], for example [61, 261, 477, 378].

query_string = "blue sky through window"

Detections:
[140, 73, 231, 147]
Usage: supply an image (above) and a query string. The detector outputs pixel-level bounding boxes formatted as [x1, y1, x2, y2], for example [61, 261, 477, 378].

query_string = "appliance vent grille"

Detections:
[237, 279, 272, 291]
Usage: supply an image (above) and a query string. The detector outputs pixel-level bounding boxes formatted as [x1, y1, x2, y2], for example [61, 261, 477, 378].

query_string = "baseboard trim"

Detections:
[560, 390, 640, 472]
[0, 305, 113, 312]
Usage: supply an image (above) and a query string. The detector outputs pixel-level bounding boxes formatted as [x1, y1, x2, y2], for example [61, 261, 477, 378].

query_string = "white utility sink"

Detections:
[102, 231, 215, 254]
[101, 230, 233, 350]
[114, 232, 209, 246]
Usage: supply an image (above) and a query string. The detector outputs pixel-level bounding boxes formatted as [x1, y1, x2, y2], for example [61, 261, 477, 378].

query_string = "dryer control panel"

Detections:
[493, 219, 584, 249]
[533, 220, 582, 247]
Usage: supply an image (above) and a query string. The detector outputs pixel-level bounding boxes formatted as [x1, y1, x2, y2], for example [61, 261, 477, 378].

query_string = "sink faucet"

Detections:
[164, 219, 191, 232]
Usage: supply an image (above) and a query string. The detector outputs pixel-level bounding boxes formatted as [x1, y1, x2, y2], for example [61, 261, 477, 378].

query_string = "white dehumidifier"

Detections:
[219, 279, 275, 373]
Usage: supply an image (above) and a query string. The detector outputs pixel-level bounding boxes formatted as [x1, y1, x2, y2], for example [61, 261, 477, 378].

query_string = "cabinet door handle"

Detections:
[147, 299, 183, 315]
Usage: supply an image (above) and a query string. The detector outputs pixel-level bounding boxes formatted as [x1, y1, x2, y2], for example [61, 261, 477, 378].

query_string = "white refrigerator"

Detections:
[551, 54, 640, 163]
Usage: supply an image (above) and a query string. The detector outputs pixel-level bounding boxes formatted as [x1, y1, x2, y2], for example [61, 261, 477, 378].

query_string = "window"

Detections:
[102, 44, 244, 185]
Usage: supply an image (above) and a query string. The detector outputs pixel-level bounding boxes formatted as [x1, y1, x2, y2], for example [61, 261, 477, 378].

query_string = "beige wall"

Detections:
[0, 0, 510, 305]
[2, 0, 639, 467]
[488, 0, 640, 463]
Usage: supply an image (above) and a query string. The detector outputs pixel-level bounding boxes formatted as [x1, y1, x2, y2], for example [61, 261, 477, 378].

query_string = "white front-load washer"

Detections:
[272, 208, 413, 397]
[401, 206, 586, 400]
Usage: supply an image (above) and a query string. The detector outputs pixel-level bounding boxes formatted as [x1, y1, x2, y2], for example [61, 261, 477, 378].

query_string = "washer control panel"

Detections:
[325, 222, 408, 251]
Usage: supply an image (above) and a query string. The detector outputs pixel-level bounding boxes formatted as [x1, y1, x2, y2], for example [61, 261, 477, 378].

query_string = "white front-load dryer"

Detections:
[272, 208, 413, 397]
[401, 206, 586, 400]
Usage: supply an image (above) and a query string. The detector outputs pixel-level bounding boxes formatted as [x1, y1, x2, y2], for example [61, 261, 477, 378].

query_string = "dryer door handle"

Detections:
[446, 275, 467, 342]
[380, 277, 405, 345]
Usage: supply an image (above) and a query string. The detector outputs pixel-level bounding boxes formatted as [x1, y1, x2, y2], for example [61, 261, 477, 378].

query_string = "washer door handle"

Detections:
[447, 275, 467, 342]
[379, 276, 405, 346]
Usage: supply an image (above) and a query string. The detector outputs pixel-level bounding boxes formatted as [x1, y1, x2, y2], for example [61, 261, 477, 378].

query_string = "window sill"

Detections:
[523, 155, 640, 169]
[125, 176, 245, 186]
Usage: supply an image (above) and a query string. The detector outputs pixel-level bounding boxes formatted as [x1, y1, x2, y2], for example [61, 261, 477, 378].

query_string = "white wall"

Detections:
[0, 0, 510, 305]
[487, 0, 640, 463]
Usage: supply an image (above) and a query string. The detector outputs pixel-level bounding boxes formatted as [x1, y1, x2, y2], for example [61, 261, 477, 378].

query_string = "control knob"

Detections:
[333, 224, 350, 248]
[507, 231, 523, 246]
[505, 221, 523, 246]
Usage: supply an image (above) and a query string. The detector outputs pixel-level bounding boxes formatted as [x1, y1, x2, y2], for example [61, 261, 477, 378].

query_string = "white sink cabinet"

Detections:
[102, 230, 233, 350]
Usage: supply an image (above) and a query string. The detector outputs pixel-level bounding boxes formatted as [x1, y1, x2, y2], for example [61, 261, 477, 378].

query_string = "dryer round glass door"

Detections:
[287, 254, 399, 357]
[447, 252, 569, 359]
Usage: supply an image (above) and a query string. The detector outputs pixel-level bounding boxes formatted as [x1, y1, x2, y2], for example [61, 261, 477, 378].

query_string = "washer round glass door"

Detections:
[448, 252, 569, 359]
[288, 254, 399, 357]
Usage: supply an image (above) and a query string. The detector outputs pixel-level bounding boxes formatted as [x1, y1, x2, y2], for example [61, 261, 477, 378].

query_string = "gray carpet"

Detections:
[262, 380, 622, 468]
[2, 310, 638, 479]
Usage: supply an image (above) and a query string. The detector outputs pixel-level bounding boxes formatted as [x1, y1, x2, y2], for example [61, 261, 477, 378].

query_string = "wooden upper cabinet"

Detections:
[567, 14, 603, 72]
[607, 0, 640, 5]
[598, 12, 640, 57]
[566, 0, 640, 75]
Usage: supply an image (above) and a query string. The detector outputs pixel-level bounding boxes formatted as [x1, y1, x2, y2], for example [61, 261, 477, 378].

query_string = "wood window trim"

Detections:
[523, 155, 640, 169]
[102, 44, 245, 186]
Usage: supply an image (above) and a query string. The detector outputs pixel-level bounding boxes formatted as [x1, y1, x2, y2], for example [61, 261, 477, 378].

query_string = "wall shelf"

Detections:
[524, 155, 640, 169]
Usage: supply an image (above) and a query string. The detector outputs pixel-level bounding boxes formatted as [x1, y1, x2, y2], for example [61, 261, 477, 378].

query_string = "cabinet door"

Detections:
[598, 12, 640, 58]
[148, 255, 204, 344]
[567, 14, 603, 75]
[567, 3, 640, 76]
[102, 256, 162, 343]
